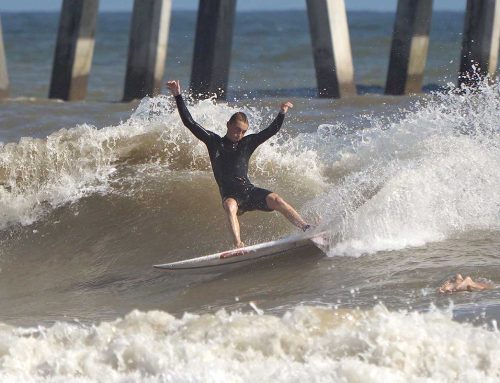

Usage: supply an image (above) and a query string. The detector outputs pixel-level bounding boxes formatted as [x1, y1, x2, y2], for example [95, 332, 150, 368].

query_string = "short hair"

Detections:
[228, 112, 248, 126]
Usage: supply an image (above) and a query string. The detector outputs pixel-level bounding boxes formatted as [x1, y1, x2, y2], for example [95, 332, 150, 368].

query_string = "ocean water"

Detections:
[0, 10, 499, 382]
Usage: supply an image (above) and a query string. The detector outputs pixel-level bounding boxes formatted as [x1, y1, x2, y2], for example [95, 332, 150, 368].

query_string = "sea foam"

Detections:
[0, 305, 498, 382]
[306, 80, 500, 256]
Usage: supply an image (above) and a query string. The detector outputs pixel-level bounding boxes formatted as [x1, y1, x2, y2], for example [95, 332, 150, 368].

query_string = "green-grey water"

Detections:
[0, 10, 499, 382]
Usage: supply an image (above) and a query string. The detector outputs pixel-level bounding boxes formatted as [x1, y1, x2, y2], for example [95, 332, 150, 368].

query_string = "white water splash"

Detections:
[306, 80, 500, 256]
[0, 305, 498, 382]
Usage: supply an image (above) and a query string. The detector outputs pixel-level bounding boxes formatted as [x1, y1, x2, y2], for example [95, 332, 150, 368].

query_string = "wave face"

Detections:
[0, 95, 324, 231]
[1, 82, 499, 257]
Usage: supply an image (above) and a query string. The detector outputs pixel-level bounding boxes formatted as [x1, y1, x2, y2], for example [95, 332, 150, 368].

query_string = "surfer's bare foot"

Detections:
[235, 241, 245, 248]
[302, 224, 314, 232]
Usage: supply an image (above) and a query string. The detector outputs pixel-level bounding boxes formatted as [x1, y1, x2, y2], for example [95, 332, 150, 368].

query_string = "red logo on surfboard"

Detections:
[220, 249, 246, 259]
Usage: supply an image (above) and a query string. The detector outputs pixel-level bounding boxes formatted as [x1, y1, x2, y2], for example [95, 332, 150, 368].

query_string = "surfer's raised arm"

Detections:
[166, 80, 213, 144]
[250, 101, 294, 148]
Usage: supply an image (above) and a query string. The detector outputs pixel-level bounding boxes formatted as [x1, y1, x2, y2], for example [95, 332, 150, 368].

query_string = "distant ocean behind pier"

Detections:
[0, 10, 500, 382]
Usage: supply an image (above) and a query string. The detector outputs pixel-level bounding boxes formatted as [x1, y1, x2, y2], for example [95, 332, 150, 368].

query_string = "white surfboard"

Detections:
[154, 231, 328, 270]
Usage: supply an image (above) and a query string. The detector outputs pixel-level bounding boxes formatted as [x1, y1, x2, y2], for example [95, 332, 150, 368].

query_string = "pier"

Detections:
[385, 0, 433, 95]
[459, 0, 500, 87]
[306, 0, 356, 98]
[123, 0, 172, 102]
[49, 0, 99, 101]
[1, 0, 500, 101]
[190, 0, 236, 100]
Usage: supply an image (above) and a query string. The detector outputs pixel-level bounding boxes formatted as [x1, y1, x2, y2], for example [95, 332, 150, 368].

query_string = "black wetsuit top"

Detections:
[174, 94, 285, 199]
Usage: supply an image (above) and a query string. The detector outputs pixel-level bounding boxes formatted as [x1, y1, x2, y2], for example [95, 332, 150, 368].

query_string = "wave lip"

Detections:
[0, 95, 327, 230]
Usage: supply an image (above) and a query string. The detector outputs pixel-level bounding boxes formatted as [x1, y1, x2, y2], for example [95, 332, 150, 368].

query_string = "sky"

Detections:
[0, 0, 466, 13]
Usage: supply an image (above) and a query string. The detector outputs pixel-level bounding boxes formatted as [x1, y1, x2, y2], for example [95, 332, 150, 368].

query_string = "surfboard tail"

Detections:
[309, 233, 328, 248]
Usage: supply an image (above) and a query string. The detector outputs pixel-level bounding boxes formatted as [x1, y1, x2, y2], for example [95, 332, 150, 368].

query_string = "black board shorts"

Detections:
[222, 186, 274, 215]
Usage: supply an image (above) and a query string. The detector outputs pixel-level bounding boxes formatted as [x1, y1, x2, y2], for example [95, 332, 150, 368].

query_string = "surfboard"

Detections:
[154, 230, 328, 270]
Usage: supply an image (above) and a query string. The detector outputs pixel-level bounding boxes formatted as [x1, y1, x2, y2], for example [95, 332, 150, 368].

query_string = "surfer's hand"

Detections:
[280, 101, 293, 114]
[166, 80, 181, 96]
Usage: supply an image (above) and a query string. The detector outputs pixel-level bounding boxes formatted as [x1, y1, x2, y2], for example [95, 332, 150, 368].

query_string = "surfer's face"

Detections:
[226, 120, 249, 143]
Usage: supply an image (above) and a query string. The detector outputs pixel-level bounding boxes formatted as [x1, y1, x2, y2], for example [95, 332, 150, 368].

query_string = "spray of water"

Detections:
[305, 79, 500, 256]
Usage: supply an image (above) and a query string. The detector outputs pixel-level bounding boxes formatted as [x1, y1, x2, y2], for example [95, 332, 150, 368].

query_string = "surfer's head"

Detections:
[226, 112, 249, 143]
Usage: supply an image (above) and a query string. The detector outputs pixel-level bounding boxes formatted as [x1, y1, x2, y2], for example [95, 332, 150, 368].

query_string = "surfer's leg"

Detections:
[265, 193, 309, 231]
[223, 198, 244, 248]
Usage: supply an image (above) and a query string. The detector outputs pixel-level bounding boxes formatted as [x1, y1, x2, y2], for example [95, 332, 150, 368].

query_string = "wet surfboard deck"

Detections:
[154, 231, 328, 270]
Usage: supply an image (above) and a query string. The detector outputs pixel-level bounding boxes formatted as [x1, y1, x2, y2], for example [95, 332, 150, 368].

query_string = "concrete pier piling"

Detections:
[190, 0, 236, 100]
[306, 0, 356, 98]
[123, 0, 172, 102]
[49, 0, 99, 101]
[0, 17, 9, 99]
[459, 0, 500, 87]
[385, 0, 433, 95]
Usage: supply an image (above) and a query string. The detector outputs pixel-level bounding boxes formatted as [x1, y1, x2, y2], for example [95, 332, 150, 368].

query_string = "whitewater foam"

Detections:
[305, 80, 500, 256]
[0, 305, 498, 382]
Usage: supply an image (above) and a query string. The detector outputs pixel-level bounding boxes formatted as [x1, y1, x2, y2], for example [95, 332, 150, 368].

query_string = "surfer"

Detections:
[438, 274, 493, 293]
[166, 80, 311, 248]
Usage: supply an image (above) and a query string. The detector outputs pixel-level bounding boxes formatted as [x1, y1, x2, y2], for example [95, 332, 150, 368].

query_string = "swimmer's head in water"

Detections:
[226, 112, 249, 143]
[439, 274, 463, 293]
[439, 273, 492, 293]
[453, 274, 464, 283]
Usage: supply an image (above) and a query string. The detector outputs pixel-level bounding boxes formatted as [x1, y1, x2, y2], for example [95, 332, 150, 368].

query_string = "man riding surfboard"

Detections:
[167, 80, 311, 248]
